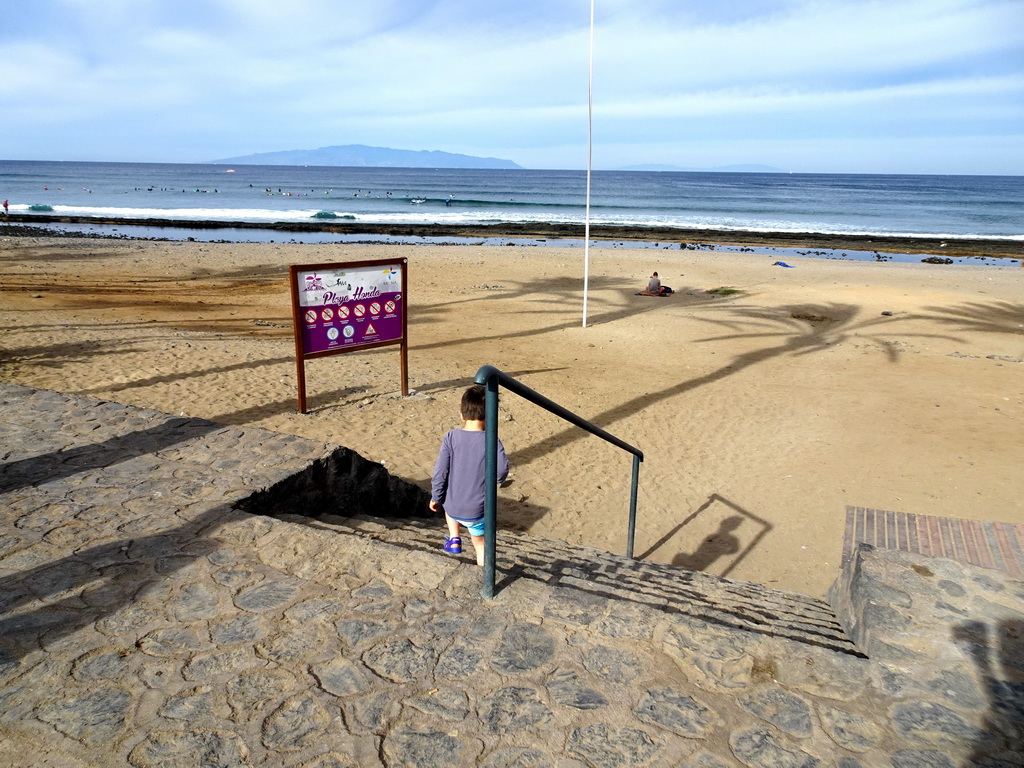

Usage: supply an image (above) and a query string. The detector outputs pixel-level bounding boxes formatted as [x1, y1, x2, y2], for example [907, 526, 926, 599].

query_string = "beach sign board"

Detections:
[289, 258, 408, 412]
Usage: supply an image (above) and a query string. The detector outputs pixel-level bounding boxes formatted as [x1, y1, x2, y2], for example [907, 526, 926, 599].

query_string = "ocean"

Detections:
[2, 160, 1022, 252]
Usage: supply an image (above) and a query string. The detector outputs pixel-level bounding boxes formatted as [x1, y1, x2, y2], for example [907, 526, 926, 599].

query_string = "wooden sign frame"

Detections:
[289, 258, 408, 413]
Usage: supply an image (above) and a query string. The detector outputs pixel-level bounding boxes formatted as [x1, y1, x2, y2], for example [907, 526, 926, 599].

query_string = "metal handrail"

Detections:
[473, 364, 644, 598]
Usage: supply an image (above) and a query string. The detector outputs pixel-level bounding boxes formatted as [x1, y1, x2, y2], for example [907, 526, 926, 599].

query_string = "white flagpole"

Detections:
[582, 0, 594, 328]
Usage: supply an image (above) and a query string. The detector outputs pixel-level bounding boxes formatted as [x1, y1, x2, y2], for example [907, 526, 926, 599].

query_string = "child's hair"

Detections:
[460, 384, 487, 421]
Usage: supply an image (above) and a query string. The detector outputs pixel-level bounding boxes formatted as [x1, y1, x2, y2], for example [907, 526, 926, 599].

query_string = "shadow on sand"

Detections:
[637, 494, 772, 578]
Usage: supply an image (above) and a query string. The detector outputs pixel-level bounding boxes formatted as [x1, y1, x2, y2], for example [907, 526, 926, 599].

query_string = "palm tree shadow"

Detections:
[914, 299, 1024, 337]
[409, 274, 625, 329]
[80, 355, 296, 395]
[508, 302, 959, 467]
[0, 507, 236, 667]
[411, 274, 708, 352]
[0, 416, 222, 493]
[0, 339, 149, 370]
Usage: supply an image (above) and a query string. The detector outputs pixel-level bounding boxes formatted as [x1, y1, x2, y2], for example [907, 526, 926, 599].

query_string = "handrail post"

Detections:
[474, 363, 642, 598]
[627, 453, 640, 559]
[481, 372, 499, 599]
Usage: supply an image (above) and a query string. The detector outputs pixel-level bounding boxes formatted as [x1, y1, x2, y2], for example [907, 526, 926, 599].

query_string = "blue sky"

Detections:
[3, 0, 1022, 174]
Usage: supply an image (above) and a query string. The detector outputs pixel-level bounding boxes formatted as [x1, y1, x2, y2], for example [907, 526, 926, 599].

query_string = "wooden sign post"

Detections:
[289, 258, 408, 413]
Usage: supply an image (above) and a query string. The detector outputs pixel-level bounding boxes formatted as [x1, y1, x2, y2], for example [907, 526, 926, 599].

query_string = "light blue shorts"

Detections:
[453, 517, 485, 537]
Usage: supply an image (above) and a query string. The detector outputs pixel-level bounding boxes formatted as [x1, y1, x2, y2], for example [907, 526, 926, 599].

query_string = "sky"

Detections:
[3, 0, 1023, 174]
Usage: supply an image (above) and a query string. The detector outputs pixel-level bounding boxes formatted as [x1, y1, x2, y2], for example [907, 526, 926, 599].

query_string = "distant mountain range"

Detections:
[618, 163, 786, 173]
[211, 144, 522, 170]
[208, 145, 783, 173]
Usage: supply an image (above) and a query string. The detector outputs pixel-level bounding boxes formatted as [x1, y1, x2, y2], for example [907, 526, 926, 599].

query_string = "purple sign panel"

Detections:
[296, 264, 404, 355]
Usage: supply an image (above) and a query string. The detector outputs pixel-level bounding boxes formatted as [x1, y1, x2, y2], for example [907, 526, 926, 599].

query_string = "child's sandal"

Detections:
[443, 537, 462, 554]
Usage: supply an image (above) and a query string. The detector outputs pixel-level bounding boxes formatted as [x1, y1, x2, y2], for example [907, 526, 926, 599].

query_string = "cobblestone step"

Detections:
[3, 382, 1022, 767]
[271, 512, 859, 656]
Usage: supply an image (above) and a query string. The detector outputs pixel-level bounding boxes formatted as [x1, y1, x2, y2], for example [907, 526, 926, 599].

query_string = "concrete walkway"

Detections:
[1, 383, 1021, 767]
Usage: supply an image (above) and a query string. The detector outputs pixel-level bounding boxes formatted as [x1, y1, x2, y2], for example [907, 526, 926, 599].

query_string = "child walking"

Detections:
[430, 385, 509, 566]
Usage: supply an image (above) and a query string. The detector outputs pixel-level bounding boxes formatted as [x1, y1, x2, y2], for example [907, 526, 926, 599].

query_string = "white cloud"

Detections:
[0, 0, 1021, 172]
[593, 0, 1022, 94]
[595, 74, 1024, 121]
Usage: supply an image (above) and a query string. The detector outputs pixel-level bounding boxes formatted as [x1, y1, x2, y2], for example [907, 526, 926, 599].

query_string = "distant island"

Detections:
[210, 144, 522, 170]
[618, 163, 786, 173]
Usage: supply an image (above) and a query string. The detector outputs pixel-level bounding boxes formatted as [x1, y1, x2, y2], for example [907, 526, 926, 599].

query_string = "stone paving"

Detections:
[1, 382, 1022, 767]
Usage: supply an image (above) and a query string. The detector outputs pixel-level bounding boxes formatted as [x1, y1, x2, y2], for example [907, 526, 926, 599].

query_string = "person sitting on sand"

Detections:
[646, 271, 673, 295]
[430, 385, 509, 567]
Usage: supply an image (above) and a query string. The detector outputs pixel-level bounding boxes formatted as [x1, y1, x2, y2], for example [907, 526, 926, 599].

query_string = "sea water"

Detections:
[2, 160, 1022, 244]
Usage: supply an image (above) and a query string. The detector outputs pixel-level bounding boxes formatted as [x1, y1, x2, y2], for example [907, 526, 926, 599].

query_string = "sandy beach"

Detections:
[2, 232, 1021, 598]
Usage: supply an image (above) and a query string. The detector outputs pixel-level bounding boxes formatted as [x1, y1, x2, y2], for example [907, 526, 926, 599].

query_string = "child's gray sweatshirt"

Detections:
[431, 429, 509, 521]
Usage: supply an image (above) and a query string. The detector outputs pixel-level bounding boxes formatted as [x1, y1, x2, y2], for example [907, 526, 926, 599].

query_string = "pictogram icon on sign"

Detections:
[339, 305, 350, 319]
[321, 307, 334, 322]
[369, 302, 381, 315]
[304, 309, 317, 324]
[364, 323, 377, 335]
[354, 304, 366, 318]
[384, 300, 396, 313]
